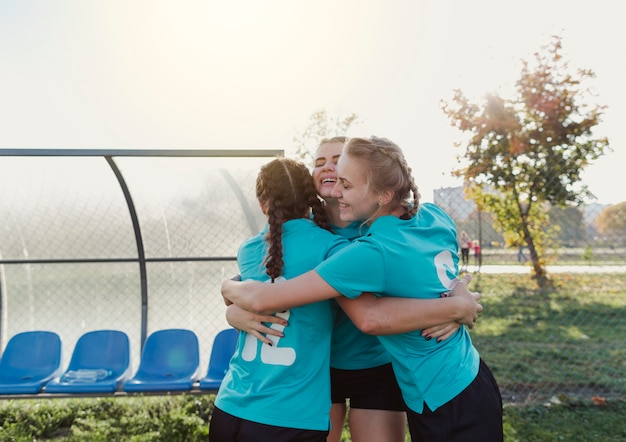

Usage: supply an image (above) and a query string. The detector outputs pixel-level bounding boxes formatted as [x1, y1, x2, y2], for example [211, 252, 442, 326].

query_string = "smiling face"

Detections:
[331, 153, 381, 223]
[312, 140, 343, 199]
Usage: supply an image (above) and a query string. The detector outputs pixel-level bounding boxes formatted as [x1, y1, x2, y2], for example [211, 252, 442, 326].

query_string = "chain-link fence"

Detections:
[0, 149, 624, 404]
[434, 185, 626, 404]
[0, 150, 280, 376]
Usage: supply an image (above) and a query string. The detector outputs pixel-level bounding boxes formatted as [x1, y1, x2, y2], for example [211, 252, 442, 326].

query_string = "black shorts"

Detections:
[330, 363, 406, 411]
[406, 359, 504, 441]
[209, 407, 328, 442]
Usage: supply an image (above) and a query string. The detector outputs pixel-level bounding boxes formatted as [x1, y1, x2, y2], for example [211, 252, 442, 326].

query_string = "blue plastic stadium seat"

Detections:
[122, 328, 200, 393]
[45, 329, 131, 394]
[198, 328, 238, 392]
[0, 331, 62, 394]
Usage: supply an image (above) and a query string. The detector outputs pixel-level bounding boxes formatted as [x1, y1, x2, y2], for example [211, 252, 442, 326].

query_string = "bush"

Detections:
[0, 395, 214, 442]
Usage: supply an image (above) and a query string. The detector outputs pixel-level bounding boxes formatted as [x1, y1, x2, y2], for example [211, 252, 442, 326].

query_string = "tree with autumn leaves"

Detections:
[290, 109, 360, 164]
[595, 202, 626, 240]
[442, 36, 609, 289]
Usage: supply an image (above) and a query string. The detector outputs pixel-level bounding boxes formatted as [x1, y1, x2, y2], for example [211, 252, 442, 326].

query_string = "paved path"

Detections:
[464, 265, 626, 274]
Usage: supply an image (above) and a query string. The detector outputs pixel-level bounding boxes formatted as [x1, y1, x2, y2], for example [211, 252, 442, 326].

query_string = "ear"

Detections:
[379, 190, 394, 206]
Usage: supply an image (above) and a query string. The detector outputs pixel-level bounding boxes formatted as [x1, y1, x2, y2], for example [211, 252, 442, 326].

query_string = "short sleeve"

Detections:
[315, 240, 385, 298]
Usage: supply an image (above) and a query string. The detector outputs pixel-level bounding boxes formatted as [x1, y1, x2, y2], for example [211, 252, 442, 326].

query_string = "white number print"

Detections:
[240, 277, 296, 366]
[434, 250, 457, 290]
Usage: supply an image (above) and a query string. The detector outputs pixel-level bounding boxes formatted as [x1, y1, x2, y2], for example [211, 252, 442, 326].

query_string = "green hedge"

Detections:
[0, 395, 214, 442]
[1, 394, 625, 441]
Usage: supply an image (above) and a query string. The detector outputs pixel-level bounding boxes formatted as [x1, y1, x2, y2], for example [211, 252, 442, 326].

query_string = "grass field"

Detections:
[470, 272, 626, 405]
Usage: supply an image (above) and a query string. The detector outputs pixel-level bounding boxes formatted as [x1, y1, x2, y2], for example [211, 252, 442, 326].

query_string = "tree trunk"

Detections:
[522, 223, 551, 290]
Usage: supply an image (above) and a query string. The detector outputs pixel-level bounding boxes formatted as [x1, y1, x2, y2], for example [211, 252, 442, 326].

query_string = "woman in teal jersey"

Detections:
[209, 157, 350, 441]
[313, 137, 406, 442]
[222, 137, 503, 441]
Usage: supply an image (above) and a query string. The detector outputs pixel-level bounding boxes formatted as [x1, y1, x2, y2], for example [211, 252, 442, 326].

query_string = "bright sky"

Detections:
[1, 0, 623, 205]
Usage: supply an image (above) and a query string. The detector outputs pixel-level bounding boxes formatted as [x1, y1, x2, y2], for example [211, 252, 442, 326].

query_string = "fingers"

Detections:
[449, 273, 472, 292]
[238, 318, 286, 345]
[255, 321, 285, 336]
[460, 273, 472, 285]
[422, 322, 461, 342]
[248, 330, 272, 346]
[466, 308, 481, 329]
[436, 329, 457, 342]
[421, 323, 446, 337]
[257, 313, 288, 327]
[242, 313, 287, 337]
[257, 322, 282, 334]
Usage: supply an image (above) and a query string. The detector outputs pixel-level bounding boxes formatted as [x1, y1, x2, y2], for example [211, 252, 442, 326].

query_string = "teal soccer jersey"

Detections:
[316, 203, 480, 413]
[215, 218, 349, 430]
[329, 221, 391, 370]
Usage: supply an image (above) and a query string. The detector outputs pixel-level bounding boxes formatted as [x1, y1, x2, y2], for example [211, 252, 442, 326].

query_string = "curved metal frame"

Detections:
[105, 156, 149, 347]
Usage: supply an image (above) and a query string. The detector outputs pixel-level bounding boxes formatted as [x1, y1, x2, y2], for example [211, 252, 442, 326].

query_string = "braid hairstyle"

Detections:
[344, 136, 421, 218]
[256, 157, 332, 282]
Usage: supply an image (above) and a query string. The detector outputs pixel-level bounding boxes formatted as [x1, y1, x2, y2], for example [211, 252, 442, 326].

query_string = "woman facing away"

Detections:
[222, 136, 504, 441]
[209, 157, 350, 441]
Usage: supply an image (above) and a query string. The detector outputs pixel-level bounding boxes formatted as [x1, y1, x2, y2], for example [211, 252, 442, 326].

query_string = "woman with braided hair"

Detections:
[222, 137, 503, 441]
[209, 157, 350, 441]
[314, 137, 407, 442]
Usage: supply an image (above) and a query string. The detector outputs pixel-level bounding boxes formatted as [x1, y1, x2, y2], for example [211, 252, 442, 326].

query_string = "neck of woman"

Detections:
[390, 204, 410, 219]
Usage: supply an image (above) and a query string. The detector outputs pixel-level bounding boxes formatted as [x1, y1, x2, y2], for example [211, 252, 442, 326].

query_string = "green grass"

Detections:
[469, 273, 626, 404]
[503, 397, 626, 442]
[0, 273, 624, 441]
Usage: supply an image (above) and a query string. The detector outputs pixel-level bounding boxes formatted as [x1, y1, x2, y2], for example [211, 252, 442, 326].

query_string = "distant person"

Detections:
[473, 239, 482, 272]
[517, 245, 528, 263]
[459, 231, 471, 270]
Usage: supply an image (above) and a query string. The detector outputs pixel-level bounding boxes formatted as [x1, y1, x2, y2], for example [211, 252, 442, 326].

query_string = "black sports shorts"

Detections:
[330, 363, 406, 411]
[209, 407, 328, 442]
[405, 359, 504, 441]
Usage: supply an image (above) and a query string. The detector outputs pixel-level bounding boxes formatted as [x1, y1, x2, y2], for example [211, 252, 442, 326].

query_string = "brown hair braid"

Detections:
[256, 157, 331, 282]
[344, 136, 421, 217]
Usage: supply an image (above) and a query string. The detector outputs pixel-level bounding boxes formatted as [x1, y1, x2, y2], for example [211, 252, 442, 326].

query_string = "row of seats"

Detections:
[0, 328, 238, 396]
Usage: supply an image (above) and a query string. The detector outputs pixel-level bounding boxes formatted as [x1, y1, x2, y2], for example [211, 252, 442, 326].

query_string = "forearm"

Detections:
[337, 276, 481, 335]
[221, 270, 340, 313]
[337, 294, 469, 335]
